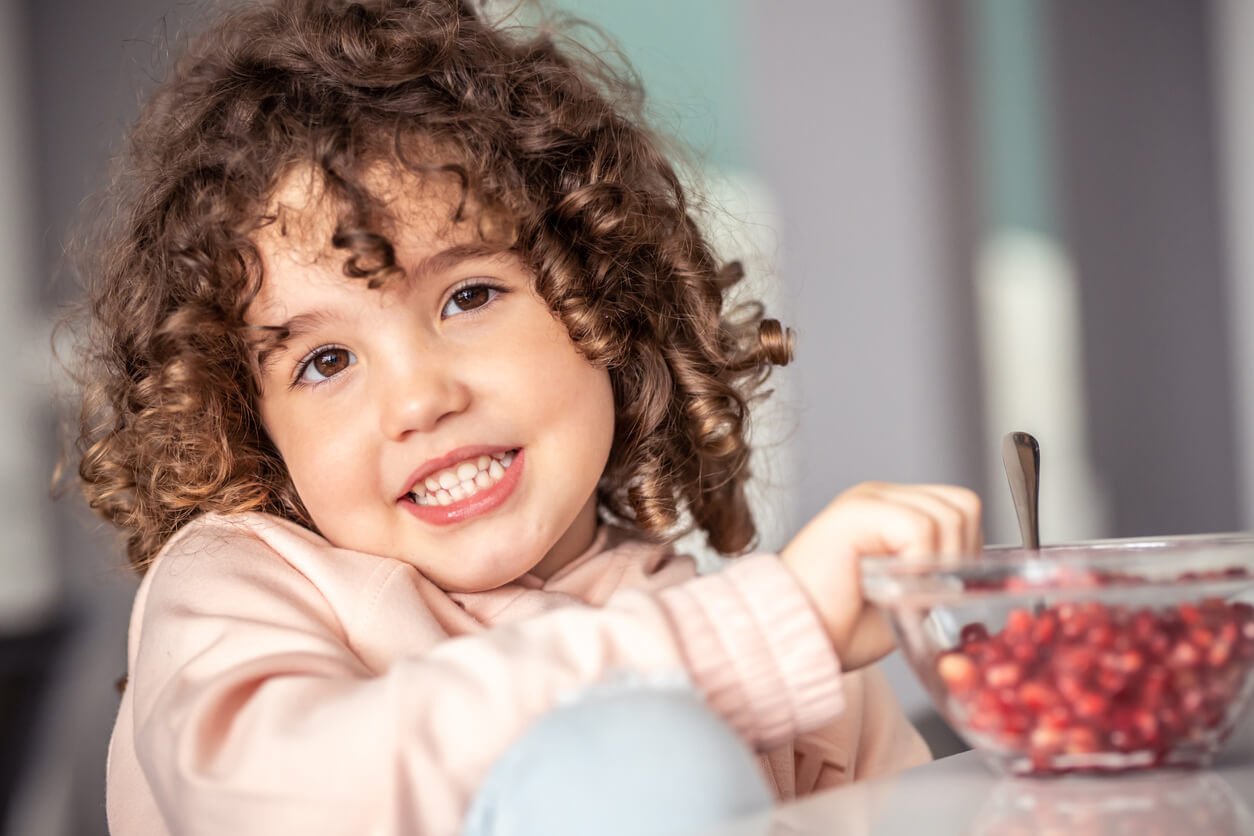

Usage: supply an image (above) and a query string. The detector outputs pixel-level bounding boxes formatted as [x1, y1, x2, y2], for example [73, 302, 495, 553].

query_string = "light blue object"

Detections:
[970, 0, 1058, 237]
[462, 682, 772, 836]
[549, 0, 748, 170]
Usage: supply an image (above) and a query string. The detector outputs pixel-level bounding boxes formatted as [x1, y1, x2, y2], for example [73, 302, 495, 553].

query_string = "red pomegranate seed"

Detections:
[1180, 687, 1206, 714]
[1132, 709, 1159, 744]
[1017, 680, 1059, 710]
[985, 661, 1024, 688]
[1031, 611, 1059, 644]
[1039, 705, 1072, 730]
[1005, 608, 1033, 637]
[1056, 671, 1088, 703]
[937, 652, 979, 692]
[1208, 641, 1233, 668]
[1090, 622, 1116, 649]
[1169, 641, 1202, 669]
[1096, 668, 1128, 694]
[1064, 726, 1100, 754]
[960, 623, 989, 643]
[1074, 691, 1110, 720]
[1190, 626, 1216, 648]
[1030, 725, 1063, 752]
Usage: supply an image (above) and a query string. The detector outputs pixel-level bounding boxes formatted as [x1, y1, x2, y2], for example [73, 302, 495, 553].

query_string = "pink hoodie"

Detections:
[106, 513, 929, 835]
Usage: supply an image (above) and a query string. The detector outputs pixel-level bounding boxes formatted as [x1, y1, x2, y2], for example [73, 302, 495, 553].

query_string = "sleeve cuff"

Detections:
[658, 554, 845, 748]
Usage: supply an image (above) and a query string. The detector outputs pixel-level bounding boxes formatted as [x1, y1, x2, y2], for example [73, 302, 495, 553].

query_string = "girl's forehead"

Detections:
[247, 163, 508, 322]
[260, 163, 470, 256]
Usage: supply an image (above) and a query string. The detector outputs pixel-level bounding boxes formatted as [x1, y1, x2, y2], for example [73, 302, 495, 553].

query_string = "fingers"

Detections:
[850, 482, 982, 564]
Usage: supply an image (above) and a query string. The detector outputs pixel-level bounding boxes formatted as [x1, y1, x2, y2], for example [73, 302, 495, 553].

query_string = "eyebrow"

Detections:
[250, 243, 514, 374]
[407, 242, 510, 284]
[251, 309, 338, 376]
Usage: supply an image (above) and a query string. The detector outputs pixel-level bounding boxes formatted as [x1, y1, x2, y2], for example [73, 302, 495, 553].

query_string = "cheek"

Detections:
[262, 403, 363, 514]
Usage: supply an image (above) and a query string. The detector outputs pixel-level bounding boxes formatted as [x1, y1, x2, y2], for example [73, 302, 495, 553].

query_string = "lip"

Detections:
[400, 448, 525, 526]
[397, 444, 519, 500]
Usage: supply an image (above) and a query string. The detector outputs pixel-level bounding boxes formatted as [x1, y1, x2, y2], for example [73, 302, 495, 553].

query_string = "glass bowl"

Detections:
[861, 534, 1254, 776]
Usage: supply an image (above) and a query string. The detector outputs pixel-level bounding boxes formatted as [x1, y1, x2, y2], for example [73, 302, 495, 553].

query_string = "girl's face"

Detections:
[248, 170, 616, 592]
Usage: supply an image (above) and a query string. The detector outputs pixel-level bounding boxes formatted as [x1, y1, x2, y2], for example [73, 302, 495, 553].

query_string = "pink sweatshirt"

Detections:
[106, 512, 929, 835]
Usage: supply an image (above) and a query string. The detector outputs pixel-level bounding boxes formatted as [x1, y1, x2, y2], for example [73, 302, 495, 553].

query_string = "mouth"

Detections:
[401, 448, 519, 506]
[398, 447, 524, 526]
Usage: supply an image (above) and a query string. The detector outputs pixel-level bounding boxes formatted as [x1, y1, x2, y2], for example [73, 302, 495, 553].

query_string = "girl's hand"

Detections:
[780, 482, 982, 671]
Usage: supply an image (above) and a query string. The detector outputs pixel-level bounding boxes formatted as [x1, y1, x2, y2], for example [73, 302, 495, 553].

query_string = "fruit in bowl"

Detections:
[861, 535, 1254, 776]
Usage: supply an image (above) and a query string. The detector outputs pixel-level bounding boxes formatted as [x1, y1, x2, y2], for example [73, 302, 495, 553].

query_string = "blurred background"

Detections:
[4, 0, 1254, 832]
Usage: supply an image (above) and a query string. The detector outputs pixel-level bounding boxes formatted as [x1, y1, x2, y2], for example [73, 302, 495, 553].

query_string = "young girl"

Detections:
[70, 1, 982, 834]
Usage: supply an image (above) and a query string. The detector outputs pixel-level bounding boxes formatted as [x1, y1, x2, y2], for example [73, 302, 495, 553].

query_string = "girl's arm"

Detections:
[118, 518, 840, 836]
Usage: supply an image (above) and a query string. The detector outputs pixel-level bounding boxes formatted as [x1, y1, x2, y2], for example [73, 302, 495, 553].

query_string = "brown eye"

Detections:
[442, 284, 499, 318]
[297, 346, 355, 384]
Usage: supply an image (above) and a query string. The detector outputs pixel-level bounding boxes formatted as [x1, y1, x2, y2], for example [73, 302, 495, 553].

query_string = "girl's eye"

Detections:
[441, 283, 499, 318]
[295, 346, 356, 385]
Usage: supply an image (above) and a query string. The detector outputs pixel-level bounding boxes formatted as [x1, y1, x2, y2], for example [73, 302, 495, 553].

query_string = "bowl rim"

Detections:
[859, 531, 1254, 605]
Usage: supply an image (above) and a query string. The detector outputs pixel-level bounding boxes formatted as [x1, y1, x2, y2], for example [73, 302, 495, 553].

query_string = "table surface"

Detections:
[714, 709, 1254, 835]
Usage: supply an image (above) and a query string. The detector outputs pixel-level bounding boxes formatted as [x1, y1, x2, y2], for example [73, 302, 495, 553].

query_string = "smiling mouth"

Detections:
[405, 449, 518, 506]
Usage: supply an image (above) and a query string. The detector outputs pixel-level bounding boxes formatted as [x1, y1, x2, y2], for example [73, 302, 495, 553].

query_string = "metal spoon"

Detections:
[1002, 431, 1041, 549]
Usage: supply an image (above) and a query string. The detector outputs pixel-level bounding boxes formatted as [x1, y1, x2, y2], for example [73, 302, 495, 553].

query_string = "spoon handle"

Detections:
[1001, 432, 1041, 550]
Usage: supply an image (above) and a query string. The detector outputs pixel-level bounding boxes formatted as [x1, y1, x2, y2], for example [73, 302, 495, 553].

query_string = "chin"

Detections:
[428, 554, 540, 594]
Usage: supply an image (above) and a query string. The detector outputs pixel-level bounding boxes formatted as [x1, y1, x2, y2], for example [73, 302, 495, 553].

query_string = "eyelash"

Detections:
[441, 280, 506, 319]
[287, 281, 507, 389]
[290, 344, 353, 390]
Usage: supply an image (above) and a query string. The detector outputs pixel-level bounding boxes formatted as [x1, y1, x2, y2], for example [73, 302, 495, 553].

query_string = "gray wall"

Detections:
[1050, 0, 1239, 537]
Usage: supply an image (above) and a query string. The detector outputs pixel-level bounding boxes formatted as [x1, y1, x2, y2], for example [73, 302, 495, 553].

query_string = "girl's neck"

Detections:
[527, 495, 600, 580]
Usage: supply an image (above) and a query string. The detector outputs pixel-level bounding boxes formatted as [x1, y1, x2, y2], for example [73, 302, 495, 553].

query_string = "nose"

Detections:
[377, 350, 471, 440]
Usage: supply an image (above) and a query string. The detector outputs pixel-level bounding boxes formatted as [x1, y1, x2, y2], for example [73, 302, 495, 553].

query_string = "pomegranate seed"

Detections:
[1117, 649, 1145, 673]
[1090, 622, 1116, 649]
[1132, 709, 1159, 742]
[1096, 668, 1128, 695]
[1017, 680, 1059, 710]
[1039, 705, 1072, 730]
[1056, 671, 1088, 703]
[937, 652, 978, 692]
[1190, 626, 1216, 648]
[985, 661, 1023, 688]
[1030, 725, 1063, 751]
[1207, 641, 1233, 668]
[960, 623, 989, 643]
[1005, 608, 1033, 637]
[1031, 611, 1058, 644]
[1074, 691, 1110, 720]
[1180, 687, 1206, 714]
[1169, 641, 1202, 668]
[1064, 726, 1100, 754]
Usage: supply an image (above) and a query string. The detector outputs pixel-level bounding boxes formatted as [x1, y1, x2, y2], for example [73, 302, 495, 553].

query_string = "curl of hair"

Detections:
[67, 0, 793, 573]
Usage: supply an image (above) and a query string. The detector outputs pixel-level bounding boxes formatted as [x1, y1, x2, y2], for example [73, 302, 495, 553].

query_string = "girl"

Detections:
[69, 1, 983, 834]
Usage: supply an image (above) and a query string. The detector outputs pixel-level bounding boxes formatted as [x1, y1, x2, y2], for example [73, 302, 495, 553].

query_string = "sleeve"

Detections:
[125, 528, 844, 836]
[849, 663, 932, 781]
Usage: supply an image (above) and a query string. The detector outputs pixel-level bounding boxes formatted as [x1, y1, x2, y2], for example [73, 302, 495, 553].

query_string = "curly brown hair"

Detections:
[70, 0, 792, 574]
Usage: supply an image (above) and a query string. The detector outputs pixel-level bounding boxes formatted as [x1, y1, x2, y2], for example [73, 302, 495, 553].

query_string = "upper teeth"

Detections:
[408, 450, 516, 506]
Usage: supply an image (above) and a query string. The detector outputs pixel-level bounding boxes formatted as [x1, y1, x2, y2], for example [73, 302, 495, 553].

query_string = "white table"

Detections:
[715, 711, 1254, 835]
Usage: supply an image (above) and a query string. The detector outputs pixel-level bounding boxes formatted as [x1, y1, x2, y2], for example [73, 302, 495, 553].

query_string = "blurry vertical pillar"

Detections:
[1047, 1, 1238, 536]
[966, 0, 1109, 545]
[1213, 0, 1254, 530]
[0, 0, 64, 829]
